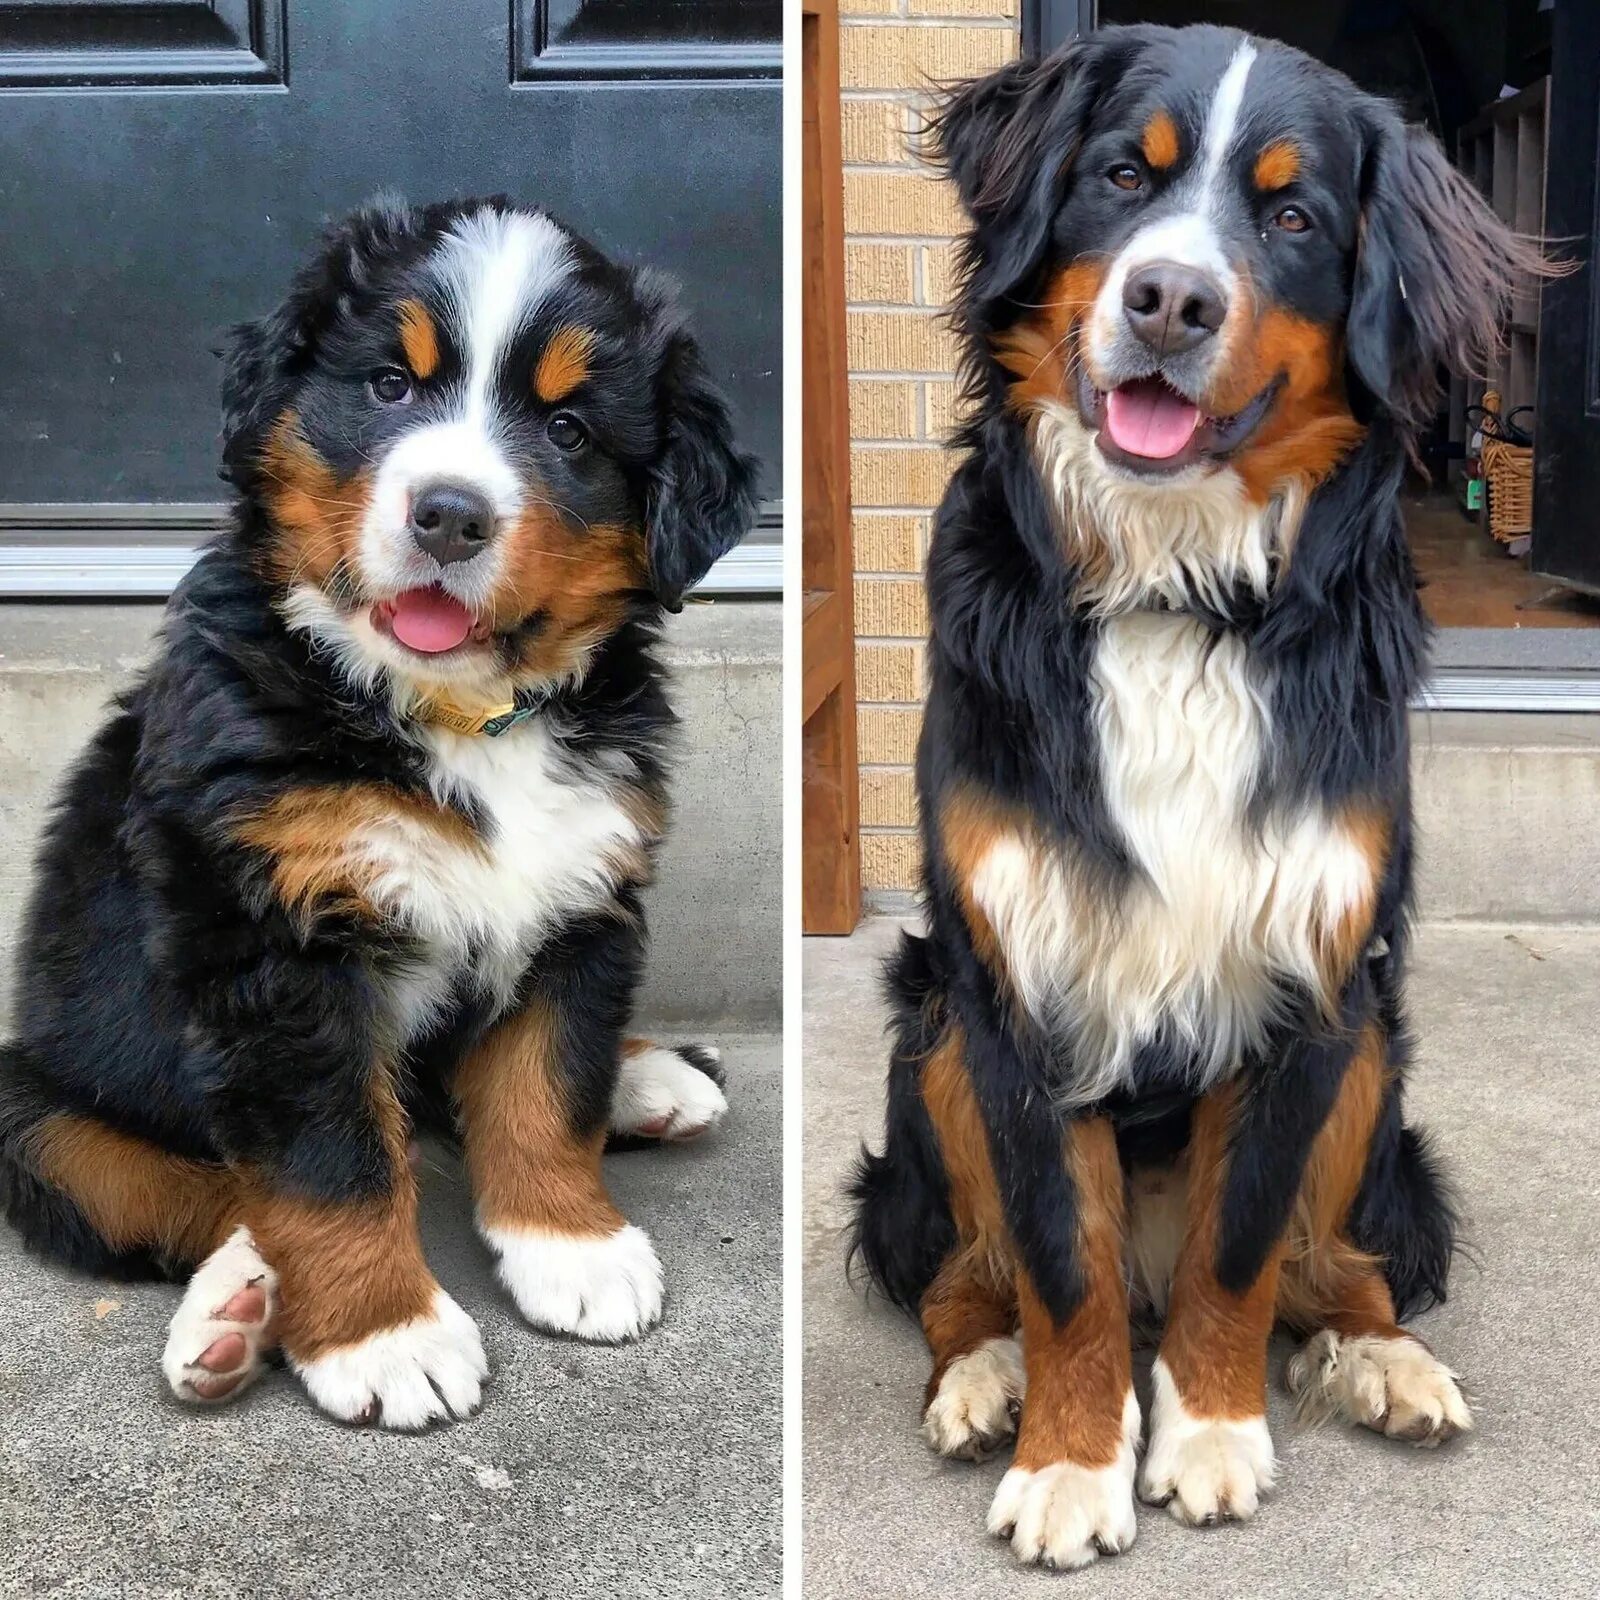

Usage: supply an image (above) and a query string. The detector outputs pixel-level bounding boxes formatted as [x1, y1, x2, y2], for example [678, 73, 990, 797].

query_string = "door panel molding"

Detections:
[511, 0, 779, 82]
[0, 502, 784, 598]
[0, 0, 286, 89]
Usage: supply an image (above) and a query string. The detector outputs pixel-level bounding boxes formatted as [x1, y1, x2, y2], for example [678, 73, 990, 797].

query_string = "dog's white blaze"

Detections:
[321, 720, 649, 1036]
[1197, 41, 1258, 208]
[357, 209, 574, 608]
[970, 609, 1372, 1102]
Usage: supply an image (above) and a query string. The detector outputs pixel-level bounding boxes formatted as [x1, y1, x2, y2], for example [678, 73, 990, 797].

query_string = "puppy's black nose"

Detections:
[410, 482, 496, 566]
[1122, 261, 1228, 357]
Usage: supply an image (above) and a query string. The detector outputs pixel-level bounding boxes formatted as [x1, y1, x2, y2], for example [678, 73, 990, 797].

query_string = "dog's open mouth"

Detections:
[1076, 365, 1281, 475]
[371, 587, 493, 656]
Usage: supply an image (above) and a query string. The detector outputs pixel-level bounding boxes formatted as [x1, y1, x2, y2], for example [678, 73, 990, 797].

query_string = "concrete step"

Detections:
[0, 600, 778, 1025]
[1413, 710, 1600, 923]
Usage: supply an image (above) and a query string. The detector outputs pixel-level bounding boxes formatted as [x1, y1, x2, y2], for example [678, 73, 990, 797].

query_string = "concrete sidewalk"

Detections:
[803, 919, 1600, 1598]
[1, 1032, 781, 1600]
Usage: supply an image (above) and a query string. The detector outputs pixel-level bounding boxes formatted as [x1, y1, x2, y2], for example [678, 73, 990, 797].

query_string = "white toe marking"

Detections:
[293, 1288, 487, 1430]
[1286, 1330, 1472, 1446]
[611, 1046, 728, 1139]
[162, 1225, 279, 1406]
[987, 1389, 1140, 1568]
[923, 1336, 1025, 1458]
[1140, 1356, 1275, 1524]
[487, 1222, 663, 1343]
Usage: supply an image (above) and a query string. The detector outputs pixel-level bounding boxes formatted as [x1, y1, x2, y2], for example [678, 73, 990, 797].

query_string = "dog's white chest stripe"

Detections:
[970, 614, 1371, 1100]
[352, 722, 644, 1033]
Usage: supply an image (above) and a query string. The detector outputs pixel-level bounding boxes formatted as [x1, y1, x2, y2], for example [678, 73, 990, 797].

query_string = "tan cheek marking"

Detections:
[454, 1001, 623, 1237]
[259, 412, 372, 587]
[534, 326, 596, 404]
[234, 783, 486, 916]
[397, 298, 440, 380]
[1141, 111, 1180, 171]
[1253, 141, 1300, 192]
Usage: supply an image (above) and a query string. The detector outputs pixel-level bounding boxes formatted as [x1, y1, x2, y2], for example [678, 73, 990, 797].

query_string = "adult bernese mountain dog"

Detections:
[850, 24, 1544, 1567]
[0, 197, 756, 1428]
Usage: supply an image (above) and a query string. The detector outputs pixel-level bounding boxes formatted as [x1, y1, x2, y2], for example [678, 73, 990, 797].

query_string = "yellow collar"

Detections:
[414, 694, 538, 737]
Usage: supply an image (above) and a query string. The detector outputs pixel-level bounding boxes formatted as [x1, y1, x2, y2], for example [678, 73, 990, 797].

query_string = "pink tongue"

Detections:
[387, 587, 474, 654]
[1104, 378, 1201, 459]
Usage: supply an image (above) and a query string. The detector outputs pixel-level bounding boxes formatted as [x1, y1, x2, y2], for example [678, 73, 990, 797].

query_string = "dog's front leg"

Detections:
[1140, 1000, 1363, 1524]
[455, 912, 663, 1343]
[958, 1009, 1139, 1570]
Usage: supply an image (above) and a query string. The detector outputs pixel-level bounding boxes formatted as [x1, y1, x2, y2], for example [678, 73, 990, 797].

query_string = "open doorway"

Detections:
[1089, 0, 1600, 645]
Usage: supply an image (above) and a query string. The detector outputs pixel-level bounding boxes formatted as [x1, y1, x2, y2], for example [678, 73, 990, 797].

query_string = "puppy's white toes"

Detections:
[162, 1226, 279, 1407]
[488, 1223, 664, 1343]
[611, 1045, 728, 1141]
[1287, 1329, 1472, 1446]
[923, 1337, 1025, 1460]
[1140, 1358, 1275, 1525]
[292, 1289, 487, 1430]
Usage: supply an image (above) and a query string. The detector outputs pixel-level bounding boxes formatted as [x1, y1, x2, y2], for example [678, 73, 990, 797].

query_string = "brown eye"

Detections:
[371, 367, 412, 404]
[1274, 205, 1310, 233]
[548, 412, 588, 453]
[1109, 164, 1143, 191]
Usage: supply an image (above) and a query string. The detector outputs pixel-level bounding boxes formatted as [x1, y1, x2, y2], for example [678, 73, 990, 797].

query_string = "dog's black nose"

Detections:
[1122, 261, 1228, 357]
[410, 482, 496, 566]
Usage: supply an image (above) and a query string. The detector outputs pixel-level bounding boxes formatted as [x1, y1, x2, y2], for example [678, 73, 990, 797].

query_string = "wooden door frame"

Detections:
[801, 0, 861, 935]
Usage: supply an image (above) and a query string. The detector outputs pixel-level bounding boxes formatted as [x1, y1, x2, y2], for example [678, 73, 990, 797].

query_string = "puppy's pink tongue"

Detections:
[387, 587, 474, 653]
[1104, 378, 1201, 459]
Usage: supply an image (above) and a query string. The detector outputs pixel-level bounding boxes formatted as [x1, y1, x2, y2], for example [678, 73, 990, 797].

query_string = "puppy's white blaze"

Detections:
[486, 1222, 664, 1343]
[923, 1335, 1025, 1457]
[1140, 1357, 1274, 1524]
[610, 1046, 729, 1138]
[987, 1389, 1140, 1568]
[1287, 1330, 1472, 1444]
[162, 1225, 278, 1403]
[970, 605, 1373, 1103]
[292, 1287, 487, 1430]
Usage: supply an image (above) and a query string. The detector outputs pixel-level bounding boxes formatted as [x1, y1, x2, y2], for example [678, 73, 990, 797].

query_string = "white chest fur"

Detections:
[969, 612, 1373, 1102]
[352, 722, 647, 1039]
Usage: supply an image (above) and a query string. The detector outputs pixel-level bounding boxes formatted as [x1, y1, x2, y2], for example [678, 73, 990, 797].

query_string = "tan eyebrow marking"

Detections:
[1254, 140, 1300, 191]
[397, 299, 440, 380]
[1141, 111, 1180, 170]
[534, 326, 597, 404]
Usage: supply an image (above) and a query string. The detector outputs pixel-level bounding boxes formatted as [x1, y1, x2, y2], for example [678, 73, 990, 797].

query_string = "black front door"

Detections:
[0, 1, 779, 585]
[1532, 0, 1600, 595]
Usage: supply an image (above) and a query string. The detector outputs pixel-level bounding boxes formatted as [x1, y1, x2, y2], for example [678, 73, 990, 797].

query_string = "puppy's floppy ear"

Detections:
[218, 196, 425, 487]
[927, 36, 1109, 319]
[1346, 109, 1551, 429]
[637, 274, 760, 612]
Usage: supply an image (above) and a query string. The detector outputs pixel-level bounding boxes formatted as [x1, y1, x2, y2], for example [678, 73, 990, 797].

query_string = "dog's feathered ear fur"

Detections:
[635, 271, 760, 612]
[218, 197, 427, 487]
[928, 37, 1108, 325]
[1346, 108, 1551, 430]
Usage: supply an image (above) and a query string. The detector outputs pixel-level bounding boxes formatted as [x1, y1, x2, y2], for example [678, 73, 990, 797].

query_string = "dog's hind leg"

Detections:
[1278, 1039, 1471, 1447]
[609, 1037, 727, 1141]
[162, 1226, 280, 1405]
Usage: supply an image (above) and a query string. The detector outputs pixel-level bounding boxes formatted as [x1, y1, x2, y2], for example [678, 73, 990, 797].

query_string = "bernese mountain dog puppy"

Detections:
[0, 197, 757, 1428]
[850, 25, 1544, 1566]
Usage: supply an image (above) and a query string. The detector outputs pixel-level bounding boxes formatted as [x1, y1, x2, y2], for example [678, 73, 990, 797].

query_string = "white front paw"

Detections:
[1139, 1357, 1274, 1524]
[986, 1390, 1140, 1569]
[292, 1288, 487, 1430]
[488, 1223, 663, 1343]
[611, 1045, 728, 1140]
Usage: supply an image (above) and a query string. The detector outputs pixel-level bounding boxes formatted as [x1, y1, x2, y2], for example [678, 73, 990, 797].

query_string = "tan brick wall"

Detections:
[841, 0, 1019, 897]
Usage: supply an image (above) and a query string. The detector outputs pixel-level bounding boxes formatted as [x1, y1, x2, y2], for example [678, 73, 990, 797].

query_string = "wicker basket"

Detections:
[1476, 389, 1534, 544]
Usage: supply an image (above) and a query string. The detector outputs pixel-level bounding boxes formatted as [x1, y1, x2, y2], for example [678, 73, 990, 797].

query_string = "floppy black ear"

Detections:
[927, 36, 1108, 321]
[1347, 111, 1550, 429]
[218, 197, 423, 487]
[639, 280, 760, 612]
